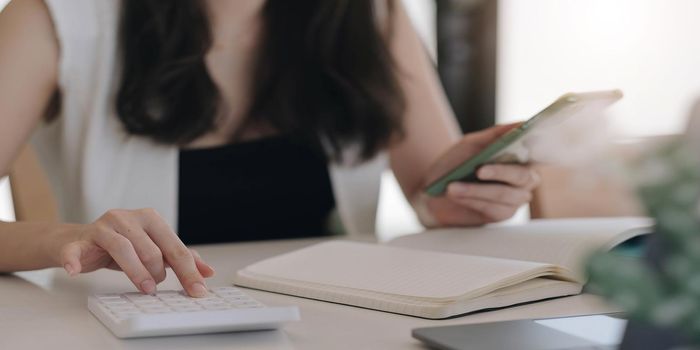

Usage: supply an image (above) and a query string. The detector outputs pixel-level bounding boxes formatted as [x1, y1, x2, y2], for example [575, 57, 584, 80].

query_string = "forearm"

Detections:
[0, 220, 81, 272]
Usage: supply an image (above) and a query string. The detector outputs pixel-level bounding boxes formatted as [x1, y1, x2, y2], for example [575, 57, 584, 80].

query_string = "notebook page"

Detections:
[388, 217, 652, 280]
[241, 241, 558, 300]
[235, 270, 582, 318]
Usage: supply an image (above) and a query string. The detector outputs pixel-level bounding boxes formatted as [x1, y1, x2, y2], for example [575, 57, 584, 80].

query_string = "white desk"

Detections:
[0, 237, 618, 349]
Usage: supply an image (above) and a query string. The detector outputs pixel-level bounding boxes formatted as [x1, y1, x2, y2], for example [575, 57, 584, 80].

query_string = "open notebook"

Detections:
[233, 217, 652, 319]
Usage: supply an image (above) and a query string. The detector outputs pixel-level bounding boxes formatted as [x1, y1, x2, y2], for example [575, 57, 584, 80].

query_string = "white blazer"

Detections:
[32, 0, 386, 237]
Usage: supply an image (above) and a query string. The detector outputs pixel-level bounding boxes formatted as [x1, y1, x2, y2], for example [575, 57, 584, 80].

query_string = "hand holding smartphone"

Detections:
[425, 90, 624, 196]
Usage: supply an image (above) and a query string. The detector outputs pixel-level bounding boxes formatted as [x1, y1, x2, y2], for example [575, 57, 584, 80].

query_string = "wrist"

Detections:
[43, 223, 85, 268]
[411, 192, 439, 228]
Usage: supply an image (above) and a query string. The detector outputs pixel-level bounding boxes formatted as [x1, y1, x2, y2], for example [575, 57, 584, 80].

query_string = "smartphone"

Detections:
[425, 90, 624, 196]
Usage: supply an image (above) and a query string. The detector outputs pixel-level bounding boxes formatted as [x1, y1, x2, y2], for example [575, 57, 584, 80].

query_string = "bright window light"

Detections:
[498, 0, 700, 137]
[0, 178, 15, 222]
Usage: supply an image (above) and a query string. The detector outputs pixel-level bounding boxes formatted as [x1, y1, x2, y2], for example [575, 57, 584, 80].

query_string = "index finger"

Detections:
[477, 164, 541, 189]
[136, 209, 209, 297]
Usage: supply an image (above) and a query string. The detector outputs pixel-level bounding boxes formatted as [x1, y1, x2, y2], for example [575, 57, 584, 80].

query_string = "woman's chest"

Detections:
[187, 20, 265, 148]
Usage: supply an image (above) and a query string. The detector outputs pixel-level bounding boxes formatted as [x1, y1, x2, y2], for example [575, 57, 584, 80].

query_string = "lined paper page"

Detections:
[241, 241, 556, 300]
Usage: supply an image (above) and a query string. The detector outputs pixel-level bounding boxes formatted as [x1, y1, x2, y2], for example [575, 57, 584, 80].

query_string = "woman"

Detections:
[0, 0, 539, 298]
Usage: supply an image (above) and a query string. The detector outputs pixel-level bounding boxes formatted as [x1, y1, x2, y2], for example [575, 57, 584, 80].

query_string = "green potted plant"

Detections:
[587, 133, 700, 347]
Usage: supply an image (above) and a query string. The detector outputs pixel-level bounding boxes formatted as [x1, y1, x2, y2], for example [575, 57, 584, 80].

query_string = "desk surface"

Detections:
[0, 237, 618, 350]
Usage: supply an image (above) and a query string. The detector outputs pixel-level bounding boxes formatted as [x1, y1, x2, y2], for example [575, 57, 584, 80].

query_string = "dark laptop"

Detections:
[412, 314, 625, 350]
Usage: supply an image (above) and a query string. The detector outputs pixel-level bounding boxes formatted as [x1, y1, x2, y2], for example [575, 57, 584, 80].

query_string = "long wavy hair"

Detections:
[116, 0, 405, 161]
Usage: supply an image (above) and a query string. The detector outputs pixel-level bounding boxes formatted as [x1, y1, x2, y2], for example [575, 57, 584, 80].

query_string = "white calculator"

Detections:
[88, 287, 300, 338]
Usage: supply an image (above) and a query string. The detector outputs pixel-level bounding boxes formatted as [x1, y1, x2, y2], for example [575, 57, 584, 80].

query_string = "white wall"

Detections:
[498, 0, 700, 136]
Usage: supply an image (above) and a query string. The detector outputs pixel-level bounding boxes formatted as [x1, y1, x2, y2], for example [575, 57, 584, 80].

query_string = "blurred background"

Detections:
[2, 0, 700, 238]
[0, 0, 10, 223]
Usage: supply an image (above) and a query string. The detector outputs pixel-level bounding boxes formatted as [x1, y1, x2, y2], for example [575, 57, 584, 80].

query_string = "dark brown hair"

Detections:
[116, 0, 405, 161]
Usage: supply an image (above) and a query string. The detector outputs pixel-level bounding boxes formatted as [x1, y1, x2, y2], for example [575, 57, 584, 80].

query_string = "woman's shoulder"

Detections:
[0, 0, 55, 35]
[0, 1, 58, 66]
[1, 0, 116, 45]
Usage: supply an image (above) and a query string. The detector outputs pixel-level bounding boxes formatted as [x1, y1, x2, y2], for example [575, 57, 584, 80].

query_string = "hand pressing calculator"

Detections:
[88, 287, 300, 338]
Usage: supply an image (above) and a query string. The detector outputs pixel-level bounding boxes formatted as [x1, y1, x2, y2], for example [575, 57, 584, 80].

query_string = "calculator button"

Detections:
[207, 302, 229, 308]
[215, 290, 245, 297]
[132, 297, 161, 303]
[124, 294, 159, 302]
[113, 310, 141, 318]
[204, 305, 231, 310]
[124, 293, 156, 299]
[96, 294, 123, 300]
[223, 296, 248, 302]
[173, 305, 204, 312]
[233, 301, 262, 308]
[144, 308, 171, 314]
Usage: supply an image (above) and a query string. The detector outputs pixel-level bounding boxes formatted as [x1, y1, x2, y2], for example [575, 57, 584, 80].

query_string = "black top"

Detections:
[177, 136, 336, 245]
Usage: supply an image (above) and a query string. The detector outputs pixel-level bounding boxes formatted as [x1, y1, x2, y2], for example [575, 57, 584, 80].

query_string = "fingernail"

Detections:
[479, 167, 494, 179]
[64, 263, 76, 277]
[190, 282, 208, 297]
[141, 279, 157, 295]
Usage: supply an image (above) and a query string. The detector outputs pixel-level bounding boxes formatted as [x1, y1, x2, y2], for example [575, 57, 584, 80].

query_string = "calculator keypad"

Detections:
[94, 287, 264, 321]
